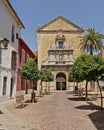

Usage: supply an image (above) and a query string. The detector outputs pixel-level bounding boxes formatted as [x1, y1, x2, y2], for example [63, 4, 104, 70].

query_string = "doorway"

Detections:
[10, 78, 14, 97]
[56, 73, 66, 90]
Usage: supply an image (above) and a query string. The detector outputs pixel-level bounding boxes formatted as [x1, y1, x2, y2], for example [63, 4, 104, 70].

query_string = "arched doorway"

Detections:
[56, 73, 66, 90]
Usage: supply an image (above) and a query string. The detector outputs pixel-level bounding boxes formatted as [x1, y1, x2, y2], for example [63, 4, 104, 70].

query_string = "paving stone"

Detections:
[1, 92, 104, 130]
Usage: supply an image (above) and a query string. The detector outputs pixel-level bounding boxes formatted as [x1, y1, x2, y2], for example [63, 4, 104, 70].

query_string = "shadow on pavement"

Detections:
[75, 104, 100, 110]
[0, 111, 4, 114]
[67, 97, 86, 102]
[15, 104, 28, 109]
[88, 110, 104, 130]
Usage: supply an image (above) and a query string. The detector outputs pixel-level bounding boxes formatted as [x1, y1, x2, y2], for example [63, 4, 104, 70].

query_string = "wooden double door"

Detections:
[56, 73, 66, 91]
[56, 82, 66, 90]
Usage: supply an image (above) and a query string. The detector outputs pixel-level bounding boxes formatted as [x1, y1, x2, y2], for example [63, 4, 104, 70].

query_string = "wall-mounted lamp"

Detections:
[0, 38, 9, 49]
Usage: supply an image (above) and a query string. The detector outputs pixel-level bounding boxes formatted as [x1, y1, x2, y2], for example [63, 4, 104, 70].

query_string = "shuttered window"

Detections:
[11, 51, 17, 70]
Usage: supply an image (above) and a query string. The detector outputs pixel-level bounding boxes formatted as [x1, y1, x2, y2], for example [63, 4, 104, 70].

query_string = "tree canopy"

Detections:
[21, 58, 40, 102]
[21, 58, 40, 81]
[68, 54, 104, 108]
[40, 68, 54, 82]
[68, 54, 104, 82]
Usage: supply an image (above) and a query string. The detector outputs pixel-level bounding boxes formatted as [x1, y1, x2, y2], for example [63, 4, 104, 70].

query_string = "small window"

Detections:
[21, 79, 25, 90]
[58, 41, 63, 49]
[0, 46, 2, 64]
[11, 25, 15, 43]
[16, 33, 19, 39]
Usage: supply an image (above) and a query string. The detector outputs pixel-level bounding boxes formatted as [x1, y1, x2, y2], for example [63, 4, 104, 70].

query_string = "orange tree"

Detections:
[21, 58, 40, 102]
[68, 54, 104, 109]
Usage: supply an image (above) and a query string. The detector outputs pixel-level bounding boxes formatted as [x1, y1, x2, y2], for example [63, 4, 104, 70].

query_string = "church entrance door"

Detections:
[56, 73, 66, 90]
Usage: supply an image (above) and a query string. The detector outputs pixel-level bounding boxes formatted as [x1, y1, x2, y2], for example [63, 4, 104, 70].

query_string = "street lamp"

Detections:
[0, 38, 9, 49]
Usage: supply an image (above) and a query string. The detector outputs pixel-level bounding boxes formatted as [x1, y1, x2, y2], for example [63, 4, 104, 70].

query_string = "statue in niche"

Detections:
[59, 54, 63, 60]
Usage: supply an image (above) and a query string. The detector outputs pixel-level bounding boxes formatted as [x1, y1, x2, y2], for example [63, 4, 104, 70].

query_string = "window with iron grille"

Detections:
[11, 25, 15, 43]
[0, 46, 1, 64]
[21, 49, 25, 65]
[3, 77, 7, 95]
[11, 51, 17, 70]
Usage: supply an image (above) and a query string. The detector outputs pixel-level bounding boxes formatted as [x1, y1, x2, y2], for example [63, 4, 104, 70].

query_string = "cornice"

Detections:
[3, 0, 25, 29]
[41, 64, 73, 67]
[37, 29, 84, 34]
[37, 15, 84, 33]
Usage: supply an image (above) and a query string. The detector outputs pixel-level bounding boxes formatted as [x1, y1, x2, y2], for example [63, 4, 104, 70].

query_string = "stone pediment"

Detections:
[37, 16, 84, 33]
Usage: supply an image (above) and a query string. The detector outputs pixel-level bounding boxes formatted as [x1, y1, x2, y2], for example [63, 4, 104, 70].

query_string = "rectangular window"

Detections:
[21, 79, 25, 90]
[16, 33, 19, 39]
[11, 51, 17, 70]
[11, 25, 15, 43]
[58, 41, 63, 49]
[19, 47, 22, 65]
[10, 78, 14, 97]
[3, 77, 7, 95]
[21, 49, 25, 64]
[0, 47, 2, 64]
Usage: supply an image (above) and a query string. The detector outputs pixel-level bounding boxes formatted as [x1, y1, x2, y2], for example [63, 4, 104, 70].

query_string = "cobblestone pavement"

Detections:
[5, 91, 104, 130]
[0, 97, 33, 130]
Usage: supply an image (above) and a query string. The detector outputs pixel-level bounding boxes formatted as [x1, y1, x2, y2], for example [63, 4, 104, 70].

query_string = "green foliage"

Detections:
[21, 58, 40, 81]
[40, 68, 54, 82]
[80, 28, 104, 55]
[93, 55, 104, 80]
[68, 54, 88, 82]
[68, 54, 104, 82]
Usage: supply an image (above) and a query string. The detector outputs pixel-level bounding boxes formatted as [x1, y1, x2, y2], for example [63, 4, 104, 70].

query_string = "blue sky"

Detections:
[10, 0, 104, 51]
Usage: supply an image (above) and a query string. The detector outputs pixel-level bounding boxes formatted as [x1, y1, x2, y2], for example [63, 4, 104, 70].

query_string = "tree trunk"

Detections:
[46, 81, 48, 91]
[45, 81, 48, 94]
[48, 82, 50, 93]
[97, 80, 103, 109]
[25, 80, 28, 94]
[85, 81, 88, 100]
[40, 80, 43, 97]
[31, 80, 36, 103]
[90, 44, 93, 55]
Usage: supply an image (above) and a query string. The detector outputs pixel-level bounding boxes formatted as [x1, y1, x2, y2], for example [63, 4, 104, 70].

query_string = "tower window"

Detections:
[58, 41, 63, 49]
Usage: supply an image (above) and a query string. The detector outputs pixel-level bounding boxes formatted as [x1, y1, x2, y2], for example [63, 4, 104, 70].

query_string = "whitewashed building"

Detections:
[0, 0, 24, 101]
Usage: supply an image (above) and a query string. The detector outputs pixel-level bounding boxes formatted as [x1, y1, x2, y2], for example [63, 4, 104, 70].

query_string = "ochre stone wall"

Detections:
[41, 19, 80, 31]
[36, 17, 84, 93]
[37, 17, 84, 69]
[37, 32, 84, 68]
[37, 34, 56, 68]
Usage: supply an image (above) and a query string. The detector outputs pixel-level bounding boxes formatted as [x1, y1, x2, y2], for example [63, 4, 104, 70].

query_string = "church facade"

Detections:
[36, 16, 84, 91]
